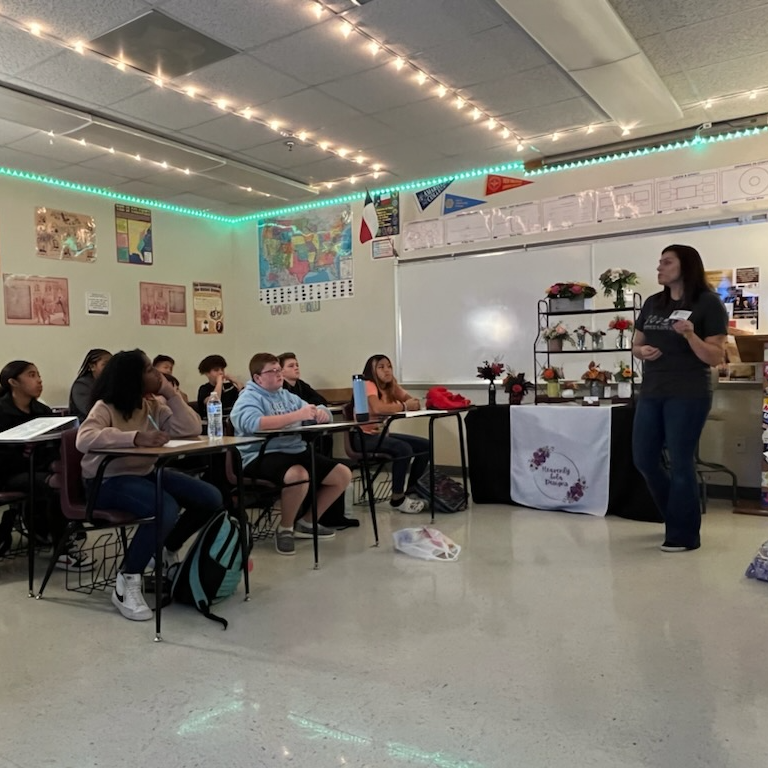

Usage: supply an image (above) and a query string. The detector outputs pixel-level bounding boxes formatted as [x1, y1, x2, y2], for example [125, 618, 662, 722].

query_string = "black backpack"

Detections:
[414, 470, 468, 514]
[171, 511, 249, 629]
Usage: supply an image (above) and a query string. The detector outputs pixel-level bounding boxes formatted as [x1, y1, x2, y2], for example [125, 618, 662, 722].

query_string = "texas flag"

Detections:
[360, 189, 379, 243]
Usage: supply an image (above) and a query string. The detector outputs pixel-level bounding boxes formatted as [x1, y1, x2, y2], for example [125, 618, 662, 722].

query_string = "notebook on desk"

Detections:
[0, 416, 78, 441]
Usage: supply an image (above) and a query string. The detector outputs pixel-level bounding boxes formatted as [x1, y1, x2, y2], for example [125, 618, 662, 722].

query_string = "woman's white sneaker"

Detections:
[112, 572, 152, 621]
[398, 497, 426, 514]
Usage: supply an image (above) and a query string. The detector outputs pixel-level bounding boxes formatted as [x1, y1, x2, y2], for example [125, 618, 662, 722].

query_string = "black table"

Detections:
[465, 405, 661, 521]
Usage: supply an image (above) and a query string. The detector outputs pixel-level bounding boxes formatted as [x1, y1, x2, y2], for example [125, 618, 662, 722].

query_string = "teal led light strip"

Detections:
[523, 126, 768, 177]
[0, 165, 235, 223]
[3, 126, 766, 223]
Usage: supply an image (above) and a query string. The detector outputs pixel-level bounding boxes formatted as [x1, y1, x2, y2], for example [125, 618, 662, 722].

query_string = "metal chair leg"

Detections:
[36, 521, 77, 598]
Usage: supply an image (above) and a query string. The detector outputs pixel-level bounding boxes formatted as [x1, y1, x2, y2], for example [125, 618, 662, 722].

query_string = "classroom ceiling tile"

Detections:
[257, 88, 362, 133]
[249, 21, 382, 86]
[636, 0, 768, 30]
[0, 0, 154, 41]
[159, 0, 322, 49]
[372, 99, 478, 136]
[8, 132, 109, 162]
[112, 178, 180, 200]
[685, 51, 768, 99]
[79, 152, 178, 180]
[425, 124, 512, 158]
[108, 86, 223, 131]
[53, 164, 130, 188]
[285, 155, 370, 183]
[0, 117, 38, 146]
[635, 34, 686, 77]
[14, 50, 152, 108]
[181, 114, 280, 151]
[138, 172, 232, 194]
[173, 53, 307, 107]
[660, 73, 702, 105]
[0, 146, 69, 174]
[409, 24, 551, 90]
[0, 23, 62, 76]
[240, 140, 341, 171]
[608, 0, 662, 38]
[500, 98, 609, 139]
[307, 115, 398, 152]
[317, 64, 433, 115]
[165, 191, 250, 214]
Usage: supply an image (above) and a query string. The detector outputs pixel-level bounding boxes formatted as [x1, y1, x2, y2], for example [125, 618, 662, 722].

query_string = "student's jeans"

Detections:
[353, 433, 430, 495]
[86, 469, 223, 573]
[632, 396, 711, 547]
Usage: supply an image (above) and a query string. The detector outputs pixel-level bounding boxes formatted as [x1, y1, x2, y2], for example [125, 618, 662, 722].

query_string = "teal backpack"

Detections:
[171, 511, 249, 629]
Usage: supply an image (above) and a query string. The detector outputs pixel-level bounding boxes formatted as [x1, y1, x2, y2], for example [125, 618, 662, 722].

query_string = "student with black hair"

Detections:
[76, 350, 222, 621]
[69, 348, 111, 422]
[153, 355, 189, 403]
[0, 360, 93, 568]
[196, 354, 242, 414]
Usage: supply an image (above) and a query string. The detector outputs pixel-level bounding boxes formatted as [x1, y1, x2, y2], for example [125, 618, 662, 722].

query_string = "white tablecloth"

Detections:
[509, 405, 616, 516]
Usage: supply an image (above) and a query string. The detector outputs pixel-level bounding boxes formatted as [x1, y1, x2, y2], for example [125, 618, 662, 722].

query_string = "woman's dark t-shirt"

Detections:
[635, 290, 727, 398]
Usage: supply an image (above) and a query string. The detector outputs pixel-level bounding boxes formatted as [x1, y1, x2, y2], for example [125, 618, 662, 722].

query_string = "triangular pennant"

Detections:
[414, 180, 452, 211]
[485, 174, 533, 196]
[442, 193, 485, 215]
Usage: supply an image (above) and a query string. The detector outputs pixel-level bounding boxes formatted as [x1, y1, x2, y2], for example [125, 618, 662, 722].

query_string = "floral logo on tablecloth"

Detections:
[529, 445, 588, 504]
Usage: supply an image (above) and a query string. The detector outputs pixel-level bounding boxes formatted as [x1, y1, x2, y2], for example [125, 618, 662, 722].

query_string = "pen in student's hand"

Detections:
[147, 413, 160, 431]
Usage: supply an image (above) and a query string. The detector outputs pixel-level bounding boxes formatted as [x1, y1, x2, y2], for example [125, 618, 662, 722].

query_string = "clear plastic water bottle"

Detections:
[352, 374, 368, 423]
[207, 391, 223, 439]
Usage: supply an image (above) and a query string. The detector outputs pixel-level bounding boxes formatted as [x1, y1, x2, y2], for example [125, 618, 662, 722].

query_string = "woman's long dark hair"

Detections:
[75, 348, 110, 380]
[91, 350, 146, 420]
[0, 360, 34, 396]
[661, 244, 713, 306]
[362, 354, 394, 400]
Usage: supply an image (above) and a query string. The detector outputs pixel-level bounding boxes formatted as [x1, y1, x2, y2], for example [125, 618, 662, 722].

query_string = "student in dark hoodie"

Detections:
[0, 360, 93, 569]
[69, 348, 111, 422]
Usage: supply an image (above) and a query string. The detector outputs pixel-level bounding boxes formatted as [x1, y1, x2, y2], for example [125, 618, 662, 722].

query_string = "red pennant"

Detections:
[485, 175, 533, 196]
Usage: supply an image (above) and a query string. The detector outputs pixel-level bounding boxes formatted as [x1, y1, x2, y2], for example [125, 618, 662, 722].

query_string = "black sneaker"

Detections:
[660, 541, 701, 552]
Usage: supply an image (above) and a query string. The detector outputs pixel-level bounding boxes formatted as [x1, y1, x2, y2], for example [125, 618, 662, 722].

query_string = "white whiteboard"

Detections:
[397, 219, 768, 385]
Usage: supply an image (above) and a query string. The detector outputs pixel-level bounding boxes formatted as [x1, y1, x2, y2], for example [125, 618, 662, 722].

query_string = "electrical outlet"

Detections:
[735, 436, 746, 454]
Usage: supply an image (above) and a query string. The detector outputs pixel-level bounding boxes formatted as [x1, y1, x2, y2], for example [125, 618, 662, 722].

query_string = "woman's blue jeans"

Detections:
[87, 469, 222, 573]
[632, 396, 711, 547]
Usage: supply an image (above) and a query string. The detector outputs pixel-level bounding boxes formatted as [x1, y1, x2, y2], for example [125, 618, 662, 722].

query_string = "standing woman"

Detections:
[69, 349, 111, 422]
[77, 350, 223, 621]
[354, 354, 430, 514]
[632, 245, 728, 552]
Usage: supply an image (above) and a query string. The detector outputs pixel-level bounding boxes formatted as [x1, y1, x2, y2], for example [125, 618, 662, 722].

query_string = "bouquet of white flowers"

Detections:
[599, 268, 639, 308]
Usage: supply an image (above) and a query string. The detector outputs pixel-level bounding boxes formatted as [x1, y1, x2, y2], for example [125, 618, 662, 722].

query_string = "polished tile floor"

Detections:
[1, 500, 768, 768]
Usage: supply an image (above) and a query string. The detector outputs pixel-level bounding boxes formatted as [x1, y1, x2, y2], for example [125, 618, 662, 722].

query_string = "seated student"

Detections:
[69, 348, 111, 422]
[76, 350, 223, 621]
[353, 354, 430, 514]
[278, 352, 329, 405]
[230, 353, 352, 555]
[0, 360, 93, 568]
[279, 351, 358, 529]
[197, 355, 243, 414]
[152, 354, 189, 403]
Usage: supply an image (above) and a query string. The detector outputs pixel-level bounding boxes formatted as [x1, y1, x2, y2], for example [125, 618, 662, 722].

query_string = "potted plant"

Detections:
[599, 268, 639, 309]
[614, 361, 636, 399]
[541, 323, 574, 352]
[540, 365, 564, 399]
[545, 281, 597, 312]
[476, 357, 505, 405]
[581, 361, 611, 398]
[503, 369, 533, 405]
[608, 316, 634, 349]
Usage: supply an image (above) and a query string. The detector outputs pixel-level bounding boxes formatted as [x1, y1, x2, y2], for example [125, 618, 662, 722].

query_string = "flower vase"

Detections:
[613, 286, 626, 309]
[509, 391, 523, 405]
[616, 331, 630, 349]
[547, 338, 563, 352]
[550, 297, 585, 312]
[488, 382, 496, 405]
[591, 334, 604, 350]
[576, 333, 586, 350]
[546, 381, 561, 399]
[588, 380, 602, 398]
[617, 381, 632, 399]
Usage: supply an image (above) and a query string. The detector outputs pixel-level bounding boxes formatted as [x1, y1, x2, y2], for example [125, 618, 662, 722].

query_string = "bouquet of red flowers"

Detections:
[476, 358, 504, 382]
[545, 281, 597, 299]
[608, 317, 633, 332]
[503, 369, 533, 395]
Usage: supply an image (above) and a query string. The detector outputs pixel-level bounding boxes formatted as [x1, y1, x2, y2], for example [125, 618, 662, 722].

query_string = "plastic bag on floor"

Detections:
[393, 526, 461, 561]
[745, 540, 768, 581]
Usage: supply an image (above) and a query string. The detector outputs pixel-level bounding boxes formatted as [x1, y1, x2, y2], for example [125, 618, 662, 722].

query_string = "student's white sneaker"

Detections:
[398, 497, 426, 514]
[111, 572, 152, 621]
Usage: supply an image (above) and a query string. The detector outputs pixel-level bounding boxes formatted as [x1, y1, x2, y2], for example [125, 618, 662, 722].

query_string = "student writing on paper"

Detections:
[0, 360, 93, 569]
[353, 354, 430, 514]
[632, 245, 728, 553]
[76, 350, 222, 622]
[69, 348, 111, 422]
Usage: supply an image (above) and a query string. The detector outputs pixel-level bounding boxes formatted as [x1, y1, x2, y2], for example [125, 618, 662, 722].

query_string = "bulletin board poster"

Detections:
[3, 274, 70, 326]
[116, 205, 153, 265]
[193, 281, 224, 334]
[374, 191, 400, 236]
[35, 207, 95, 263]
[139, 282, 186, 327]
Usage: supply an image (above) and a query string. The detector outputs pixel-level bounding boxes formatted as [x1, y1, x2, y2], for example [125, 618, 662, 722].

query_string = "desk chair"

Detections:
[36, 428, 153, 598]
[340, 403, 394, 506]
[0, 491, 28, 558]
[695, 410, 738, 509]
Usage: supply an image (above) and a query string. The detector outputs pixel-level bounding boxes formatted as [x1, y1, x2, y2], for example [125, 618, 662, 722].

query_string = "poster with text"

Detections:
[35, 207, 95, 262]
[734, 266, 759, 328]
[193, 282, 224, 334]
[86, 291, 111, 317]
[374, 191, 400, 236]
[139, 282, 186, 327]
[3, 274, 70, 325]
[116, 205, 153, 265]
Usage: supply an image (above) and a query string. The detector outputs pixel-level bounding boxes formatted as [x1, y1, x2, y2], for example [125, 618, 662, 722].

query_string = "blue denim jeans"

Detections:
[353, 432, 430, 495]
[632, 396, 711, 547]
[87, 469, 223, 573]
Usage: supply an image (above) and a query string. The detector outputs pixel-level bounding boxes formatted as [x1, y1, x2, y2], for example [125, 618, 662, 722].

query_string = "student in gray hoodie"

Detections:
[230, 353, 352, 556]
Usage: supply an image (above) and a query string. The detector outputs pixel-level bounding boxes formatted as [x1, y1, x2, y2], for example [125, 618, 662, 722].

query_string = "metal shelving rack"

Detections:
[534, 292, 642, 404]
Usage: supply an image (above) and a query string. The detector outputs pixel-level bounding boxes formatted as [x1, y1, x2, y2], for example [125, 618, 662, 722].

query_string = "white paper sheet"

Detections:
[0, 416, 78, 441]
[165, 439, 203, 448]
[655, 171, 719, 213]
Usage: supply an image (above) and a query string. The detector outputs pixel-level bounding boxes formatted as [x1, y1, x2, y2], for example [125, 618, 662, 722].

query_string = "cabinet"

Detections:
[534, 293, 642, 404]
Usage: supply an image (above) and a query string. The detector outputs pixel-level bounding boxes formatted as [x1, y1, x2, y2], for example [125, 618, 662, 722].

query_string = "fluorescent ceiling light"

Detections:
[494, 0, 682, 127]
